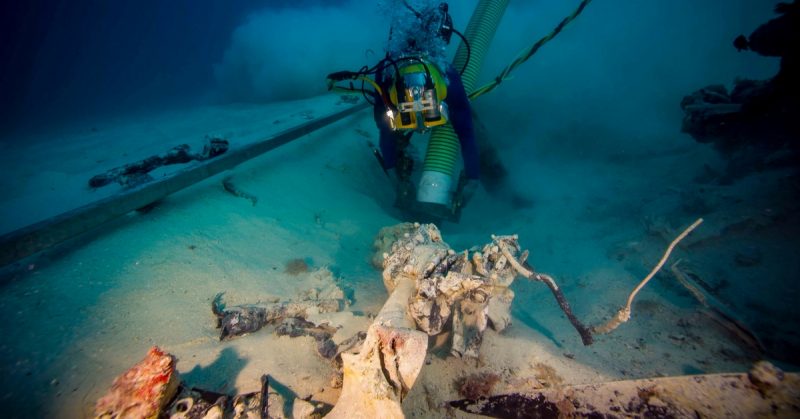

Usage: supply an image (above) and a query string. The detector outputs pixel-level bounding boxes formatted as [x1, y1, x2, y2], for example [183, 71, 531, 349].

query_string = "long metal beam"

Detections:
[0, 101, 369, 267]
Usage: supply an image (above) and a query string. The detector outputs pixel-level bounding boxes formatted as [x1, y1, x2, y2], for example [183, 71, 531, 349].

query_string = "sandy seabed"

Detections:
[0, 94, 797, 418]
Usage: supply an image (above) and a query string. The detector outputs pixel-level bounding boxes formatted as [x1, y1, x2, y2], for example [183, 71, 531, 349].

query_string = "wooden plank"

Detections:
[0, 101, 369, 267]
[451, 367, 800, 418]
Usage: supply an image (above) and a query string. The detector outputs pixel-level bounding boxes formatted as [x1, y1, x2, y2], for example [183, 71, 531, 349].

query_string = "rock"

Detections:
[94, 346, 180, 419]
[680, 3, 800, 181]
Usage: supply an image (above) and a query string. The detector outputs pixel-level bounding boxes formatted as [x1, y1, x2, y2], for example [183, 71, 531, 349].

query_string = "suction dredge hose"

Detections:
[417, 0, 510, 206]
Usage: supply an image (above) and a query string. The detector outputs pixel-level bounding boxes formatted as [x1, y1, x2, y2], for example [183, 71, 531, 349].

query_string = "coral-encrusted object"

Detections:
[94, 346, 180, 419]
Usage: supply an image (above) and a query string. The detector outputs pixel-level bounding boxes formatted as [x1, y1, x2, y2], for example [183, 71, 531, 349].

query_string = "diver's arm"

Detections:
[445, 67, 480, 180]
[372, 92, 398, 171]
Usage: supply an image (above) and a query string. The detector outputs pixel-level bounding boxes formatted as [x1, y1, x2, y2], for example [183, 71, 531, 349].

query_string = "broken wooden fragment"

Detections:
[450, 362, 799, 418]
[671, 260, 765, 354]
[89, 138, 229, 188]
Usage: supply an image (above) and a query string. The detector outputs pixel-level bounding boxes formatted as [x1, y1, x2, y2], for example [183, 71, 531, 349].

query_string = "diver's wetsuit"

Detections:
[372, 64, 480, 180]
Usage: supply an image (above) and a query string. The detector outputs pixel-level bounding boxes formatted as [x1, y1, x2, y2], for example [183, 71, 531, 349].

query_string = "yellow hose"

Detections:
[420, 0, 509, 191]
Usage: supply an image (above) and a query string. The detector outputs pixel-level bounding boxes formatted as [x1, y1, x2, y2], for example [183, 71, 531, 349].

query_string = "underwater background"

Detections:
[0, 0, 797, 417]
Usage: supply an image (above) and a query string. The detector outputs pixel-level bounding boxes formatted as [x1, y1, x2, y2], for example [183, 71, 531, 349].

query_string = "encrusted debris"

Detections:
[376, 222, 589, 358]
[94, 346, 180, 418]
[89, 138, 229, 188]
[211, 267, 347, 341]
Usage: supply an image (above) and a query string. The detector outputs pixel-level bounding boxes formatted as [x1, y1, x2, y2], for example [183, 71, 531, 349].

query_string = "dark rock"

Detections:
[681, 2, 799, 182]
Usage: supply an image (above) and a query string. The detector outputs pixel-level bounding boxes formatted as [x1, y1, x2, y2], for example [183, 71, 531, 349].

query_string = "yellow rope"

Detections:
[469, 0, 594, 100]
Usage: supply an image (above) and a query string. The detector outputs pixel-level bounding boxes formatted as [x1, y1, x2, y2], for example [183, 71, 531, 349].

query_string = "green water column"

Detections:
[416, 0, 510, 205]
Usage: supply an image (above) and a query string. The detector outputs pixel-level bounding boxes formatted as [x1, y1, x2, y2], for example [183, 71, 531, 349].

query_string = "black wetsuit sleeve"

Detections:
[372, 63, 400, 171]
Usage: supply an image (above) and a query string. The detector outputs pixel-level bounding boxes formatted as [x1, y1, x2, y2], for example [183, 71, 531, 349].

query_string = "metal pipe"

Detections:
[0, 102, 369, 268]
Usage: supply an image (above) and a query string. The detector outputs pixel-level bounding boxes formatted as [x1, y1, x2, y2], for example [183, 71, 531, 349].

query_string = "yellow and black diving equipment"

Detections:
[327, 56, 449, 133]
[386, 59, 448, 131]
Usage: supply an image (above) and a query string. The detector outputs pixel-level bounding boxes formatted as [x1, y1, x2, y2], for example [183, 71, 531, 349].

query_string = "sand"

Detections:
[0, 93, 797, 418]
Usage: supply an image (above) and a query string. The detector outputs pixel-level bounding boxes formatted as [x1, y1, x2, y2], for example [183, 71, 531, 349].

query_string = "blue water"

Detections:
[1, 0, 797, 417]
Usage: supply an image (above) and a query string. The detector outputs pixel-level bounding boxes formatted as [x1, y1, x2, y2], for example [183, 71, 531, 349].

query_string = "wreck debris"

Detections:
[371, 222, 420, 269]
[212, 293, 269, 340]
[450, 362, 800, 418]
[748, 360, 786, 395]
[494, 237, 594, 346]
[370, 217, 706, 361]
[670, 260, 765, 354]
[231, 374, 270, 418]
[275, 316, 339, 359]
[374, 218, 705, 356]
[592, 218, 704, 335]
[378, 222, 592, 357]
[456, 372, 502, 400]
[681, 3, 799, 182]
[222, 175, 258, 206]
[328, 331, 369, 389]
[89, 138, 229, 189]
[380, 222, 516, 358]
[211, 267, 347, 341]
[165, 386, 229, 418]
[94, 346, 180, 418]
[450, 393, 559, 418]
[212, 292, 344, 341]
[96, 347, 276, 419]
[326, 275, 428, 419]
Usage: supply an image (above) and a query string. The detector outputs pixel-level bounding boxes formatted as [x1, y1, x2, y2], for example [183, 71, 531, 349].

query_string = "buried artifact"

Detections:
[449, 361, 800, 418]
[89, 138, 229, 189]
[211, 292, 343, 341]
[373, 219, 706, 357]
[100, 220, 766, 418]
[375, 222, 593, 358]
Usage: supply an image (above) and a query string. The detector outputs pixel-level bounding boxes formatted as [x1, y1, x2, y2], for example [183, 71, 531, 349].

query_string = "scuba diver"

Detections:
[327, 1, 479, 218]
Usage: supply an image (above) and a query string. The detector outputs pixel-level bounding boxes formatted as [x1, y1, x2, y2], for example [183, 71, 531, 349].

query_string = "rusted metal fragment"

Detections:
[451, 364, 800, 418]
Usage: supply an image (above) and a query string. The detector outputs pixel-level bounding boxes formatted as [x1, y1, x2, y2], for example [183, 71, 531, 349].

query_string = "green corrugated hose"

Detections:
[421, 0, 509, 178]
[470, 0, 593, 100]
